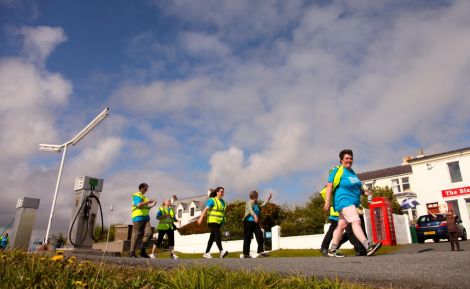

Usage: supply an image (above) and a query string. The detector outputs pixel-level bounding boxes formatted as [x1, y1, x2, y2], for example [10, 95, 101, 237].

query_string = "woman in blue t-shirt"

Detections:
[241, 191, 272, 258]
[323, 149, 382, 257]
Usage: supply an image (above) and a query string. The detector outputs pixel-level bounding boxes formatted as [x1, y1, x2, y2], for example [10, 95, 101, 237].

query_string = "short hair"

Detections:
[249, 190, 259, 200]
[339, 149, 353, 161]
[139, 183, 148, 190]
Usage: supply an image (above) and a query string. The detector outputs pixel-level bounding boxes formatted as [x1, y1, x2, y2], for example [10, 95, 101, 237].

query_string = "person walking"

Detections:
[197, 187, 228, 258]
[446, 209, 462, 251]
[323, 149, 382, 257]
[0, 232, 9, 250]
[130, 183, 156, 258]
[150, 199, 179, 259]
[240, 191, 272, 258]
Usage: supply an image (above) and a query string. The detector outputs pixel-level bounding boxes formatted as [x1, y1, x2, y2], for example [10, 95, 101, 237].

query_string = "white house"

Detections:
[171, 194, 208, 228]
[358, 146, 470, 232]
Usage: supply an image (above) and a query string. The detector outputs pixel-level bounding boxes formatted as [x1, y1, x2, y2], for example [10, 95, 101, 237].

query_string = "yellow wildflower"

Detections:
[51, 255, 64, 262]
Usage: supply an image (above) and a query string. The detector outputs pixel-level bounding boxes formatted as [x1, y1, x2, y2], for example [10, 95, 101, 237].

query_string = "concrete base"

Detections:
[59, 246, 121, 257]
[92, 240, 130, 253]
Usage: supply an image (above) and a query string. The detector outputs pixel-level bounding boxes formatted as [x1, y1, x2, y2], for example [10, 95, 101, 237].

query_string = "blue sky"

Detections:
[1, 0, 470, 236]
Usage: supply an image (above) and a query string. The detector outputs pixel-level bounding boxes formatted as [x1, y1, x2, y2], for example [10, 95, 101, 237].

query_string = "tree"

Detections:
[361, 186, 402, 214]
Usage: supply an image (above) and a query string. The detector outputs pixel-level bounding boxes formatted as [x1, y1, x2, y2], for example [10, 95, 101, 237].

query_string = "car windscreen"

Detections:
[417, 215, 445, 223]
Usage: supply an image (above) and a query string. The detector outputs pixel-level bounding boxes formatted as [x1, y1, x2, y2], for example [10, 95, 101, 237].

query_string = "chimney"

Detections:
[416, 149, 424, 158]
[171, 195, 177, 204]
[402, 155, 413, 165]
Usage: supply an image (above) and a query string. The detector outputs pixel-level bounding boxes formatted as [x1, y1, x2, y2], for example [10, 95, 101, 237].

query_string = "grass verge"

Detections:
[1, 250, 374, 289]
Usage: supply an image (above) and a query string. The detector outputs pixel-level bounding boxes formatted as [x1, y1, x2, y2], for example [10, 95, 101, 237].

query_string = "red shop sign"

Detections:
[441, 186, 470, 198]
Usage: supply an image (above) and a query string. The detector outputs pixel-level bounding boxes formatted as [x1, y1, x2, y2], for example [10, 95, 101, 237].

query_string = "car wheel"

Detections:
[417, 236, 424, 244]
[462, 230, 467, 241]
[433, 238, 440, 243]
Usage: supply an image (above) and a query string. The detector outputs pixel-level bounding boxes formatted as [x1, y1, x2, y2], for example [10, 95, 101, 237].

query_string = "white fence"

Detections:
[173, 210, 412, 254]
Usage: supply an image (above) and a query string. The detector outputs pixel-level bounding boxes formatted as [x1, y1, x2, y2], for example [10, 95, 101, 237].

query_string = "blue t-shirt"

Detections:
[206, 198, 226, 208]
[132, 195, 150, 222]
[246, 203, 260, 222]
[328, 166, 362, 212]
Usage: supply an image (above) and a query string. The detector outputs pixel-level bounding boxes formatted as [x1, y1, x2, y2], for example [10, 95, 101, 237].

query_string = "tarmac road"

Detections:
[81, 241, 470, 289]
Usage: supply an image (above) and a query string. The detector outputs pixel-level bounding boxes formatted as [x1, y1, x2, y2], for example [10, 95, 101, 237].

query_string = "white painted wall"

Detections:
[410, 151, 470, 231]
[173, 210, 411, 253]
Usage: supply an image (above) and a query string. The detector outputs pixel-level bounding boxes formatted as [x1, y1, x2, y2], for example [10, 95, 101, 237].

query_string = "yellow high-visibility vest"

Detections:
[320, 165, 344, 217]
[157, 207, 175, 230]
[131, 192, 150, 219]
[207, 197, 226, 224]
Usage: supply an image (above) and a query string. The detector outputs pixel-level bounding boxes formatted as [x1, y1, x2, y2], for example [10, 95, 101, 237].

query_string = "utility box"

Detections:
[10, 197, 40, 250]
[369, 197, 397, 246]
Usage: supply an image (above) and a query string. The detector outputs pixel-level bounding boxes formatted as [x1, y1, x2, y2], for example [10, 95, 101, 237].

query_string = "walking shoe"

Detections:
[220, 250, 229, 258]
[240, 254, 251, 258]
[129, 252, 137, 258]
[203, 252, 212, 258]
[260, 251, 270, 257]
[251, 253, 260, 258]
[366, 242, 382, 256]
[327, 249, 345, 257]
[140, 251, 150, 258]
[171, 254, 179, 259]
[149, 253, 156, 259]
[320, 248, 328, 257]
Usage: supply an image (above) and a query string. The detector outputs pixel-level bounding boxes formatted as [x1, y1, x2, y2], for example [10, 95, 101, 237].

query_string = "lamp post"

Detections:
[39, 108, 109, 246]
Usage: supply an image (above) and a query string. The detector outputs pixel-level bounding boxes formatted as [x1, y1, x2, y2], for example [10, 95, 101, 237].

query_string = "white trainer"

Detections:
[203, 253, 212, 259]
[149, 253, 156, 259]
[220, 250, 229, 258]
[251, 253, 260, 258]
[171, 254, 179, 260]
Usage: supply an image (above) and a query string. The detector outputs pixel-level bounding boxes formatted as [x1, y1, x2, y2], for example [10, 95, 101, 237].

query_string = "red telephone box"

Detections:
[369, 197, 396, 246]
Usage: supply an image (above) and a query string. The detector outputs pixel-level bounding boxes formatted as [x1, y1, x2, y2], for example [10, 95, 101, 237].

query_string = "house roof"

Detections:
[406, 147, 470, 163]
[357, 165, 412, 181]
[173, 194, 207, 212]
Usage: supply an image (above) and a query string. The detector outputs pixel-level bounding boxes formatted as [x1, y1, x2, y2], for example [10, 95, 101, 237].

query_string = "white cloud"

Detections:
[18, 26, 67, 64]
[116, 0, 470, 200]
[180, 32, 232, 58]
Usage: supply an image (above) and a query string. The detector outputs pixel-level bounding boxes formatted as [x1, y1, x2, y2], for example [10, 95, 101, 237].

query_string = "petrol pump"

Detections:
[369, 197, 397, 246]
[67, 176, 104, 248]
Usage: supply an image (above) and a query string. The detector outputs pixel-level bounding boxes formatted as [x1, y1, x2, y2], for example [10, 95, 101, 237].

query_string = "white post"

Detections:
[271, 225, 281, 250]
[44, 144, 68, 245]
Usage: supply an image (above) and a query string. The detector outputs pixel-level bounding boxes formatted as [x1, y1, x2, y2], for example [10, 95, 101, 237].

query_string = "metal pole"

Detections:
[44, 143, 68, 245]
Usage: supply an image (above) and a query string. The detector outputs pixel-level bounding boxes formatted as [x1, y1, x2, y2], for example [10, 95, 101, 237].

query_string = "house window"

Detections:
[391, 178, 401, 193]
[401, 177, 410, 191]
[178, 209, 182, 218]
[447, 161, 462, 183]
[190, 207, 195, 217]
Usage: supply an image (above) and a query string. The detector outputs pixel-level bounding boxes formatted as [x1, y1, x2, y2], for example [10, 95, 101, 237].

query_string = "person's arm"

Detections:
[260, 192, 273, 207]
[156, 209, 166, 220]
[323, 183, 334, 212]
[135, 196, 155, 208]
[197, 207, 209, 225]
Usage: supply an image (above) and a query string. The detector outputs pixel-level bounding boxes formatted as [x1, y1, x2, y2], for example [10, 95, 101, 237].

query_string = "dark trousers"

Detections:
[243, 220, 264, 255]
[156, 229, 175, 248]
[206, 223, 223, 253]
[321, 218, 367, 255]
[130, 220, 153, 253]
[321, 219, 349, 249]
[449, 232, 460, 251]
[345, 215, 368, 255]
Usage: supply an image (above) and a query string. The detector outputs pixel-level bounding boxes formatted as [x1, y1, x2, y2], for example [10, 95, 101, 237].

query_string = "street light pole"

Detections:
[39, 108, 109, 246]
[44, 143, 67, 245]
